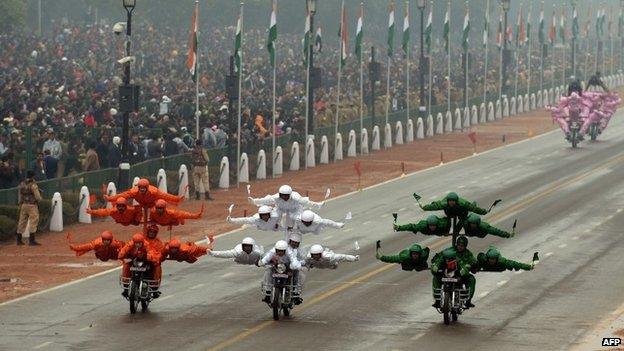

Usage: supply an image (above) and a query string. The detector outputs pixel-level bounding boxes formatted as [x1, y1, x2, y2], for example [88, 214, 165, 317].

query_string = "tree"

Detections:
[0, 0, 27, 31]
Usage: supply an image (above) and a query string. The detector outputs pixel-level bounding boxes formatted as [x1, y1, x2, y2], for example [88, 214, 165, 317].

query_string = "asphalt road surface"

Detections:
[3, 113, 624, 351]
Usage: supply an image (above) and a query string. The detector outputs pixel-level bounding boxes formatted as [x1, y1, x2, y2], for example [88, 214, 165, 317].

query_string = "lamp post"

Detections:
[118, 0, 137, 190]
[501, 0, 510, 96]
[621, 0, 624, 72]
[306, 0, 317, 135]
[417, 0, 426, 122]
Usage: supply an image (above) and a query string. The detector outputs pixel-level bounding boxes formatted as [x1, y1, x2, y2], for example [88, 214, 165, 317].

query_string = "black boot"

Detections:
[464, 299, 475, 308]
[195, 191, 200, 200]
[205, 192, 214, 201]
[432, 300, 441, 309]
[28, 233, 41, 246]
[122, 289, 129, 298]
[262, 295, 271, 304]
[16, 234, 24, 246]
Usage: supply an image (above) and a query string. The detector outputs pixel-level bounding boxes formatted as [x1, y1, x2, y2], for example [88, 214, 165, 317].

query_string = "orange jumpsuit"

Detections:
[87, 206, 143, 226]
[149, 207, 202, 226]
[162, 242, 209, 263]
[145, 237, 165, 281]
[118, 240, 162, 282]
[69, 238, 123, 261]
[106, 185, 183, 208]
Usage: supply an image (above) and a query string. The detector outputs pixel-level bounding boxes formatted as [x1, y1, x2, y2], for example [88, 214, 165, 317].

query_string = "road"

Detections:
[3, 113, 624, 351]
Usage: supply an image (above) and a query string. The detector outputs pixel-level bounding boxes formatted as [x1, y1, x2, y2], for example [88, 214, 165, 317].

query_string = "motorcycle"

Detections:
[262, 263, 295, 320]
[433, 268, 470, 325]
[589, 122, 600, 142]
[120, 258, 160, 314]
[568, 108, 582, 149]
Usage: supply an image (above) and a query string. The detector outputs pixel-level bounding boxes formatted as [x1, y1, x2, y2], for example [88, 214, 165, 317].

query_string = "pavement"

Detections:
[2, 111, 624, 351]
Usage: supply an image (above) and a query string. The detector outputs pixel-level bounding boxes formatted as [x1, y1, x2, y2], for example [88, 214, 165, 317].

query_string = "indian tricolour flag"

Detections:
[355, 4, 363, 62]
[267, 0, 277, 67]
[186, 1, 199, 82]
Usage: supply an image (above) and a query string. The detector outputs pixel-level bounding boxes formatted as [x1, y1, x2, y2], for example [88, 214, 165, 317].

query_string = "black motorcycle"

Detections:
[263, 263, 295, 320]
[120, 258, 160, 314]
[433, 268, 470, 325]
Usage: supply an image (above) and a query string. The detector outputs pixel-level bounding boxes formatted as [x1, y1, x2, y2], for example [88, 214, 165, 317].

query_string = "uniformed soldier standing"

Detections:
[17, 170, 42, 246]
[192, 139, 214, 201]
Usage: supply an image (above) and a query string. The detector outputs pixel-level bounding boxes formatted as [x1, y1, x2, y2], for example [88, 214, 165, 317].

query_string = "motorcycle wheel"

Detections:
[141, 300, 149, 312]
[452, 311, 458, 322]
[572, 130, 578, 148]
[443, 312, 450, 325]
[590, 125, 598, 141]
[272, 289, 281, 321]
[442, 291, 451, 325]
[129, 280, 139, 314]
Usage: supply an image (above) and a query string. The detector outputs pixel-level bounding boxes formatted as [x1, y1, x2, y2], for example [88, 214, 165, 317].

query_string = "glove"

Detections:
[226, 216, 232, 222]
[431, 264, 439, 272]
[393, 224, 399, 231]
[86, 208, 92, 214]
[375, 252, 381, 260]
[460, 268, 468, 276]
[354, 255, 360, 261]
[338, 222, 345, 228]
[247, 197, 254, 204]
[509, 231, 515, 238]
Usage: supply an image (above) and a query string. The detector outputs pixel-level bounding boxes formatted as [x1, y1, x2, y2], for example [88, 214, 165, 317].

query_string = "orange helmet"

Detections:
[132, 233, 144, 243]
[155, 199, 167, 208]
[168, 239, 181, 248]
[137, 178, 149, 187]
[101, 231, 113, 240]
[115, 197, 127, 205]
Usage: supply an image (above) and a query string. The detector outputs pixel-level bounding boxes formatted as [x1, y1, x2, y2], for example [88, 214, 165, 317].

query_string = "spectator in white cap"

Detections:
[109, 136, 122, 168]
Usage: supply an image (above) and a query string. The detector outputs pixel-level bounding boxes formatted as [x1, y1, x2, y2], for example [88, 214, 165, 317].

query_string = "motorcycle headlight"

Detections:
[137, 261, 144, 267]
[276, 263, 286, 274]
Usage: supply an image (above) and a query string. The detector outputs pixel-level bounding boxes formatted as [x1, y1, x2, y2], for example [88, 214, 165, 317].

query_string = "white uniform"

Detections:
[209, 243, 264, 265]
[228, 211, 281, 231]
[293, 212, 344, 235]
[302, 249, 359, 270]
[251, 192, 323, 228]
[261, 248, 302, 291]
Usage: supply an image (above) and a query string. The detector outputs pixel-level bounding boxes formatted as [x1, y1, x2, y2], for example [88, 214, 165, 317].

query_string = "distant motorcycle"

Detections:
[120, 258, 160, 314]
[262, 262, 295, 320]
[433, 268, 470, 325]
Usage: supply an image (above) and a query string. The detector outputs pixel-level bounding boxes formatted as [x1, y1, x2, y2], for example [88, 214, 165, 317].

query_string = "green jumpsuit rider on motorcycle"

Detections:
[431, 236, 477, 308]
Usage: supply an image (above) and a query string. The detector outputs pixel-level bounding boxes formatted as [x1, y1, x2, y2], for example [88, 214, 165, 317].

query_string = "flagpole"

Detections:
[526, 2, 532, 97]
[195, 0, 200, 140]
[271, 44, 277, 178]
[483, 0, 490, 108]
[498, 7, 503, 103]
[336, 0, 344, 160]
[386, 1, 394, 144]
[405, 0, 410, 131]
[385, 55, 391, 137]
[304, 31, 310, 170]
[513, 5, 521, 102]
[427, 1, 433, 116]
[447, 0, 451, 115]
[236, 2, 243, 188]
[358, 2, 364, 142]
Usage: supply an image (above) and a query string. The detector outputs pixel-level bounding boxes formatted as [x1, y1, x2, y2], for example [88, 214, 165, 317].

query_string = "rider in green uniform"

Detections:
[462, 214, 513, 238]
[420, 192, 488, 229]
[473, 246, 534, 272]
[431, 236, 477, 308]
[393, 215, 451, 236]
[376, 243, 430, 271]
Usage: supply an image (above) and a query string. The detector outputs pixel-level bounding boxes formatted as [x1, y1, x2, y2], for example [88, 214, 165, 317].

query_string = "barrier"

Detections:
[495, 100, 502, 119]
[78, 186, 91, 224]
[157, 168, 167, 193]
[371, 126, 381, 151]
[462, 107, 470, 128]
[384, 123, 392, 148]
[290, 142, 301, 170]
[131, 177, 139, 205]
[530, 93, 536, 110]
[502, 97, 509, 118]
[306, 136, 316, 167]
[395, 121, 404, 145]
[406, 118, 415, 142]
[320, 136, 329, 163]
[517, 95, 524, 114]
[444, 111, 453, 133]
[347, 130, 357, 157]
[273, 146, 283, 175]
[219, 156, 229, 188]
[426, 115, 434, 137]
[480, 103, 487, 123]
[257, 150, 267, 179]
[105, 182, 117, 210]
[471, 105, 478, 125]
[510, 97, 517, 116]
[435, 113, 444, 134]
[49, 192, 63, 232]
[177, 165, 189, 199]
[416, 118, 424, 139]
[537, 90, 543, 108]
[454, 108, 462, 130]
[524, 93, 530, 111]
[360, 129, 369, 154]
[334, 134, 343, 161]
[239, 153, 249, 183]
[487, 102, 495, 121]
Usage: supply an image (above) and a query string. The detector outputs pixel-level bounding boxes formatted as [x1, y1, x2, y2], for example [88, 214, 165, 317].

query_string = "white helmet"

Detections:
[258, 205, 272, 215]
[279, 185, 292, 195]
[241, 237, 255, 245]
[275, 240, 288, 250]
[309, 244, 324, 255]
[288, 233, 302, 243]
[301, 210, 315, 222]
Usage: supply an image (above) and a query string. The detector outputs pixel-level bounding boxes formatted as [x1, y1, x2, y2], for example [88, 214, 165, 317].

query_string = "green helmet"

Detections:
[467, 213, 481, 225]
[456, 236, 468, 247]
[409, 244, 423, 254]
[426, 215, 439, 226]
[485, 247, 501, 259]
[446, 192, 459, 201]
[442, 248, 457, 260]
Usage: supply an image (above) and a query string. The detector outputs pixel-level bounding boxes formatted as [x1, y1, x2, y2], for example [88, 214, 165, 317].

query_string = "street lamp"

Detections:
[501, 0, 510, 97]
[417, 0, 426, 121]
[306, 0, 317, 137]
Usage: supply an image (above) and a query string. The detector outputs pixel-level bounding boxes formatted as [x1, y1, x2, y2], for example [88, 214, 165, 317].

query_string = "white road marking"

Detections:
[483, 176, 490, 180]
[479, 291, 490, 298]
[584, 228, 592, 233]
[343, 228, 353, 232]
[325, 236, 333, 240]
[159, 295, 174, 301]
[33, 342, 52, 349]
[189, 283, 205, 290]
[606, 215, 614, 220]
[514, 270, 524, 275]
[381, 213, 390, 218]
[362, 221, 372, 225]
[458, 185, 466, 189]
[545, 252, 553, 257]
[558, 243, 567, 248]
[617, 208, 623, 213]
[79, 326, 92, 331]
[221, 272, 234, 278]
[496, 280, 508, 287]
[571, 236, 579, 240]
[398, 207, 407, 212]
[409, 332, 425, 341]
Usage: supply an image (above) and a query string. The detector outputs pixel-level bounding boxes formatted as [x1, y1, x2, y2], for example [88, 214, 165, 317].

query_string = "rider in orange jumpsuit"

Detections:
[105, 178, 184, 208]
[161, 238, 214, 263]
[118, 233, 162, 298]
[144, 224, 165, 287]
[69, 231, 123, 261]
[149, 199, 203, 226]
[87, 197, 143, 226]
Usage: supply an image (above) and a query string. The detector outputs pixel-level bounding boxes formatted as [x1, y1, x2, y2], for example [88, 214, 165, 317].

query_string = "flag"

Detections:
[538, 5, 545, 44]
[468, 131, 476, 144]
[303, 10, 310, 65]
[462, 6, 470, 51]
[483, 2, 489, 47]
[559, 9, 565, 44]
[515, 6, 523, 46]
[506, 25, 513, 44]
[425, 5, 433, 53]
[267, 0, 277, 67]
[354, 161, 361, 177]
[355, 4, 363, 62]
[338, 1, 348, 67]
[315, 26, 322, 53]
[608, 12, 613, 38]
[572, 5, 579, 39]
[619, 7, 624, 38]
[585, 6, 592, 38]
[234, 8, 243, 73]
[549, 8, 556, 46]
[402, 1, 410, 55]
[443, 4, 450, 52]
[496, 11, 503, 49]
[387, 1, 395, 57]
[186, 1, 199, 82]
[526, 8, 531, 43]
[596, 8, 603, 38]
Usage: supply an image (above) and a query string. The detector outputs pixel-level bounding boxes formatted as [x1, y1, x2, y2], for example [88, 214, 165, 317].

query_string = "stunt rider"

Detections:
[105, 178, 184, 208]
[209, 237, 265, 265]
[393, 215, 451, 237]
[149, 199, 203, 226]
[69, 230, 123, 261]
[118, 233, 162, 298]
[376, 242, 430, 271]
[161, 238, 214, 263]
[259, 240, 302, 304]
[249, 185, 324, 230]
[431, 236, 476, 308]
[87, 197, 142, 226]
[462, 214, 514, 238]
[292, 210, 345, 236]
[473, 246, 535, 272]
[303, 244, 359, 270]
[227, 205, 281, 231]
[420, 192, 488, 229]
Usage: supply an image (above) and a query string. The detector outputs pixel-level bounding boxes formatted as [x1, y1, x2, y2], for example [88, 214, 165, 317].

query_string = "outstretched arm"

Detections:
[249, 194, 276, 206]
[378, 253, 402, 264]
[209, 249, 238, 258]
[157, 190, 184, 204]
[318, 217, 344, 229]
[87, 208, 113, 217]
[105, 189, 134, 202]
[482, 223, 512, 238]
[297, 196, 323, 210]
[228, 216, 257, 225]
[460, 198, 488, 215]
[503, 258, 533, 271]
[330, 252, 359, 262]
[69, 241, 95, 256]
[421, 200, 444, 211]
[394, 222, 425, 234]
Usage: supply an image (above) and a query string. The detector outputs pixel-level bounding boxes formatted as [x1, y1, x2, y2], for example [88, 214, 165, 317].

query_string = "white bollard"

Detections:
[273, 146, 283, 176]
[479, 103, 486, 124]
[517, 95, 524, 114]
[495, 100, 502, 119]
[471, 105, 478, 125]
[360, 129, 369, 154]
[334, 134, 343, 161]
[320, 136, 329, 163]
[406, 119, 415, 142]
[502, 97, 509, 118]
[383, 123, 392, 148]
[177, 165, 189, 199]
[463, 107, 470, 127]
[530, 93, 536, 110]
[49, 192, 63, 232]
[444, 111, 453, 133]
[157, 168, 167, 193]
[395, 122, 404, 145]
[510, 97, 517, 115]
[131, 177, 140, 205]
[239, 152, 249, 183]
[105, 182, 117, 210]
[257, 150, 267, 180]
[435, 113, 444, 134]
[487, 102, 495, 121]
[548, 88, 554, 104]
[78, 186, 91, 224]
[219, 156, 230, 188]
[347, 130, 357, 157]
[454, 108, 462, 130]
[426, 115, 434, 137]
[306, 136, 316, 167]
[290, 142, 301, 170]
[372, 126, 381, 150]
[555, 87, 561, 103]
[416, 117, 424, 139]
[524, 94, 530, 111]
[537, 91, 543, 108]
